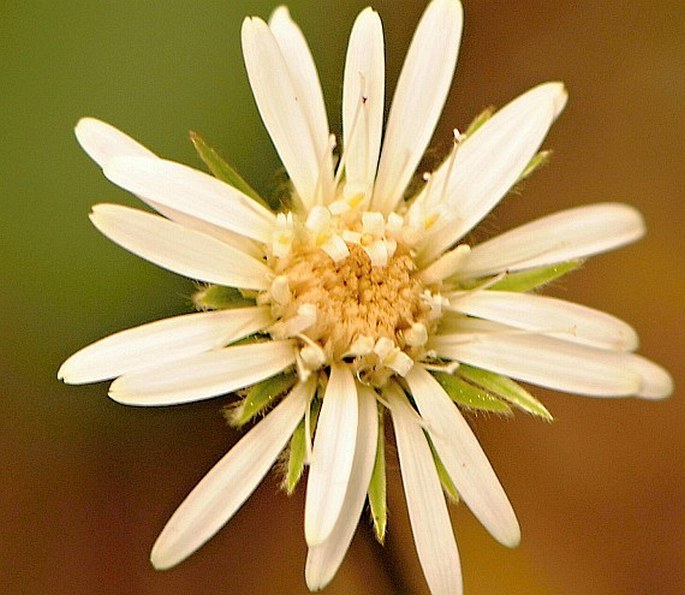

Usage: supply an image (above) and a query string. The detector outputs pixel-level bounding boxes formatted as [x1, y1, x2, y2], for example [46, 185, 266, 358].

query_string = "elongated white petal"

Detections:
[58, 307, 272, 384]
[372, 0, 463, 214]
[386, 382, 462, 595]
[75, 117, 156, 165]
[151, 377, 315, 570]
[102, 156, 275, 243]
[268, 6, 333, 202]
[416, 83, 567, 264]
[447, 291, 639, 351]
[75, 119, 265, 255]
[147, 201, 263, 259]
[90, 204, 271, 290]
[405, 366, 520, 547]
[305, 386, 378, 590]
[305, 364, 359, 545]
[625, 354, 673, 399]
[432, 331, 642, 397]
[457, 203, 645, 280]
[242, 16, 325, 208]
[109, 340, 295, 406]
[342, 8, 384, 197]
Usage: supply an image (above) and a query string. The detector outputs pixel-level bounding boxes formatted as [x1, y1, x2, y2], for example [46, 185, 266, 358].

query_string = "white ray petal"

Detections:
[102, 156, 275, 244]
[268, 6, 333, 202]
[90, 204, 271, 290]
[305, 386, 378, 590]
[457, 203, 645, 280]
[416, 82, 567, 264]
[372, 0, 463, 214]
[432, 331, 642, 397]
[109, 340, 296, 406]
[151, 377, 315, 570]
[625, 354, 673, 399]
[447, 290, 639, 351]
[342, 7, 384, 198]
[58, 307, 272, 384]
[405, 366, 520, 547]
[386, 381, 462, 595]
[305, 364, 359, 546]
[74, 119, 265, 256]
[242, 16, 325, 208]
[75, 117, 156, 166]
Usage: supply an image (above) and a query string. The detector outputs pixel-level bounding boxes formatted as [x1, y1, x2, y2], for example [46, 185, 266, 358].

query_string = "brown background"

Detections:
[1, 0, 682, 593]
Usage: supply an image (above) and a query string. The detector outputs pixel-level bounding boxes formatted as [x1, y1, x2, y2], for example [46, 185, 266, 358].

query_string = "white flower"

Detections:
[58, 1, 673, 593]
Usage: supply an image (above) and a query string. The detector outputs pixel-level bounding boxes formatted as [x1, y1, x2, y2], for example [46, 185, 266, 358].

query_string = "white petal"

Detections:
[147, 201, 263, 259]
[305, 386, 378, 590]
[416, 82, 567, 264]
[102, 156, 275, 244]
[372, 0, 463, 214]
[447, 291, 639, 351]
[58, 307, 272, 384]
[242, 16, 326, 208]
[625, 354, 673, 399]
[432, 331, 642, 397]
[386, 381, 462, 595]
[90, 204, 271, 290]
[342, 8, 384, 197]
[268, 6, 333, 202]
[457, 203, 646, 280]
[405, 366, 520, 547]
[75, 117, 156, 165]
[109, 340, 296, 406]
[305, 364, 359, 546]
[75, 119, 264, 256]
[151, 377, 315, 570]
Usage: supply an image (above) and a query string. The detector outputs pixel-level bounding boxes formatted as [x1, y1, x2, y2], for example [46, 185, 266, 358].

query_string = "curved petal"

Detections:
[150, 377, 315, 570]
[268, 6, 333, 202]
[102, 156, 275, 244]
[405, 366, 520, 547]
[305, 386, 378, 590]
[305, 364, 359, 546]
[342, 7, 384, 199]
[432, 331, 642, 397]
[386, 381, 462, 595]
[58, 307, 272, 384]
[447, 290, 639, 351]
[108, 340, 296, 406]
[415, 82, 567, 264]
[242, 16, 326, 208]
[75, 117, 156, 165]
[372, 0, 463, 214]
[75, 119, 263, 255]
[457, 203, 645, 281]
[90, 204, 271, 290]
[625, 353, 673, 399]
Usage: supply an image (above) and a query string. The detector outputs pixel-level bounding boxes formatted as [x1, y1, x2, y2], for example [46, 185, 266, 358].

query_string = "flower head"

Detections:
[58, 1, 673, 593]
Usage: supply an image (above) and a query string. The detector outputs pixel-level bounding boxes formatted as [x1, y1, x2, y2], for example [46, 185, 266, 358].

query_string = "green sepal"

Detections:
[464, 106, 495, 138]
[189, 131, 269, 208]
[283, 398, 321, 495]
[433, 371, 512, 414]
[517, 150, 551, 182]
[458, 365, 553, 421]
[193, 284, 254, 310]
[229, 374, 297, 427]
[368, 408, 387, 544]
[428, 437, 460, 504]
[488, 260, 583, 293]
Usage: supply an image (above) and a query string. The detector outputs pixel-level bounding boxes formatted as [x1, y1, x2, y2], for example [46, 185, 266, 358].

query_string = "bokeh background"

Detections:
[1, 0, 682, 593]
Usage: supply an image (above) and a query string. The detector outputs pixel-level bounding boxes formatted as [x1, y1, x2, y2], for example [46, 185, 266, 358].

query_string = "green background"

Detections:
[1, 1, 682, 593]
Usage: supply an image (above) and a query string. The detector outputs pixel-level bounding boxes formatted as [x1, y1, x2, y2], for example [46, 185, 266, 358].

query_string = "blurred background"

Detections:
[1, 0, 682, 593]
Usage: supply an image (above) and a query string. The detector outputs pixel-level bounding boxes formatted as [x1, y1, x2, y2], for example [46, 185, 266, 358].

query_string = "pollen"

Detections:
[267, 234, 439, 385]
